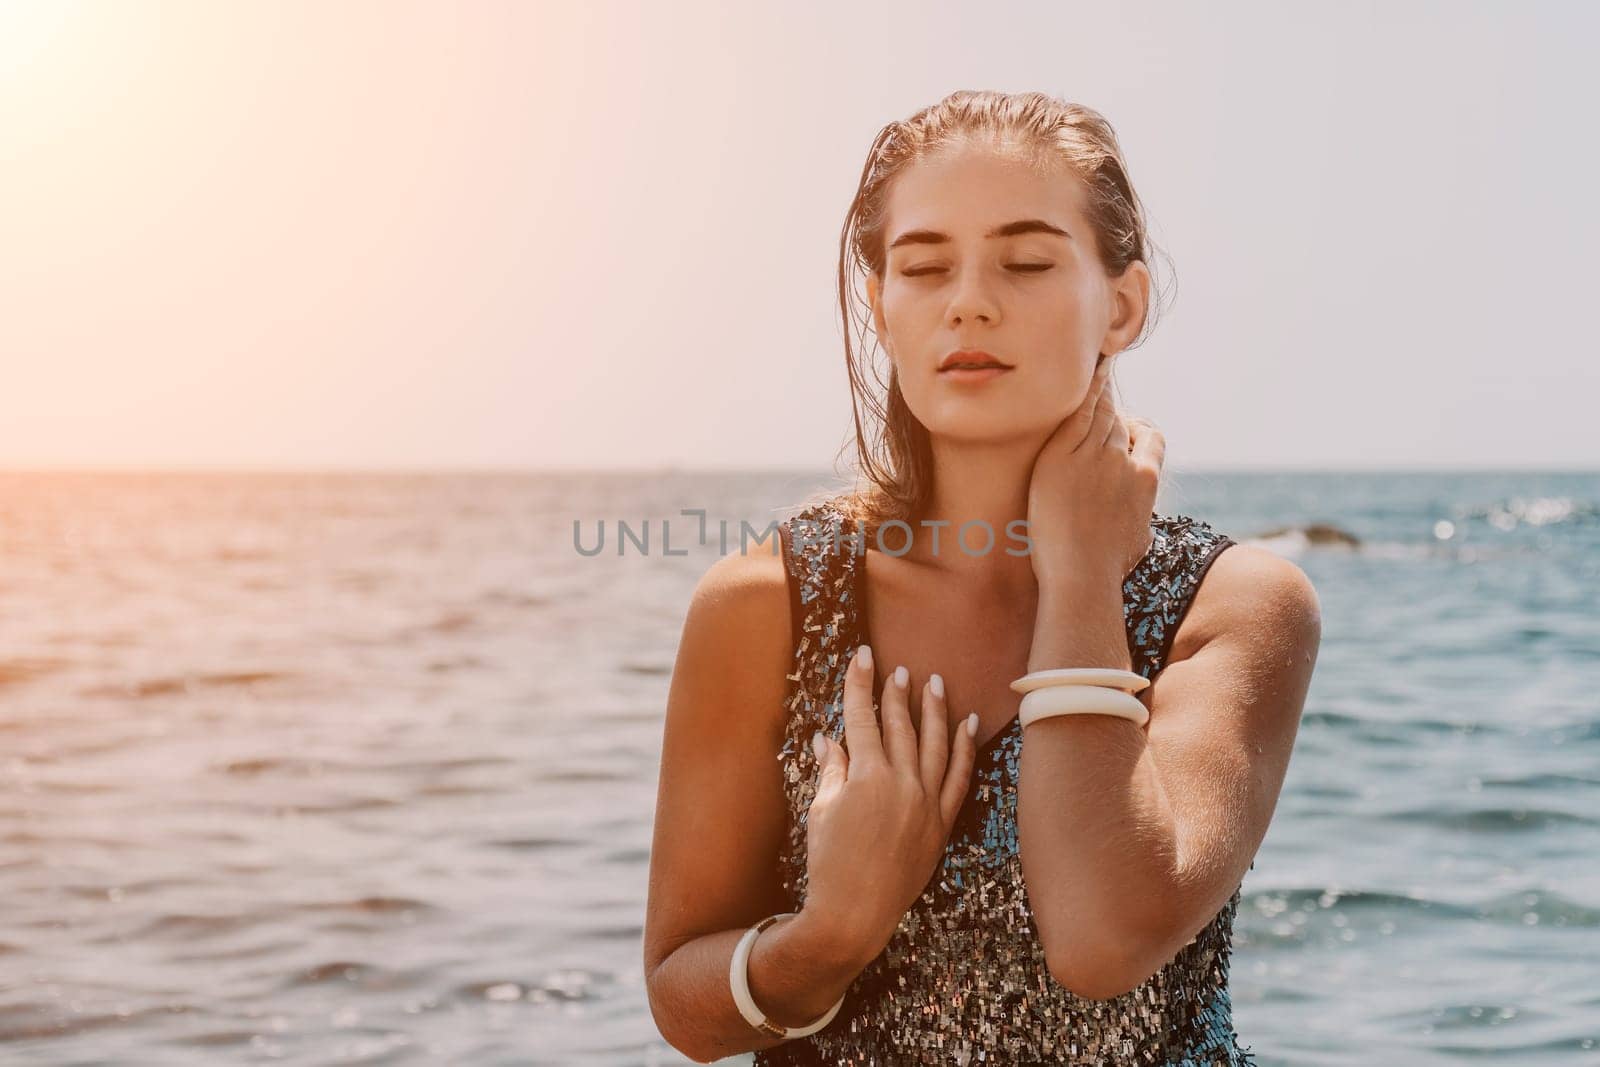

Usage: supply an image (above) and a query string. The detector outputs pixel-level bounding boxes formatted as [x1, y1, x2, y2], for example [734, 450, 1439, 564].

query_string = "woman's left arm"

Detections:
[1020, 544, 1321, 1001]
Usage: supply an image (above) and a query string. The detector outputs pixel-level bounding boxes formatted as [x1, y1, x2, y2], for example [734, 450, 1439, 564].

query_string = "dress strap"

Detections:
[776, 520, 806, 660]
[1124, 516, 1238, 678]
[1156, 529, 1237, 670]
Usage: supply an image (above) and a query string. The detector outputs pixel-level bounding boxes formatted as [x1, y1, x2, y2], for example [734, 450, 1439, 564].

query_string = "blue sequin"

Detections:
[763, 497, 1256, 1065]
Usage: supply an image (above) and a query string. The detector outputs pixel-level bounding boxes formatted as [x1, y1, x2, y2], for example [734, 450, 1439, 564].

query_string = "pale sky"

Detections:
[2, 1, 1595, 471]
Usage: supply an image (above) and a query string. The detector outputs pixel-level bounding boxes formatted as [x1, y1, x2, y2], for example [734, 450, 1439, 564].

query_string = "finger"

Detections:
[1059, 359, 1115, 449]
[1129, 417, 1165, 473]
[879, 664, 919, 774]
[918, 674, 950, 794]
[1106, 409, 1131, 453]
[1091, 361, 1113, 402]
[841, 644, 885, 769]
[1089, 356, 1114, 405]
[1083, 372, 1118, 453]
[1121, 413, 1148, 455]
[938, 711, 980, 829]
[814, 732, 848, 797]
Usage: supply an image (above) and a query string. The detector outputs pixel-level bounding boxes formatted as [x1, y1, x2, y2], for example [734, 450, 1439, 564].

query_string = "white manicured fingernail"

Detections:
[929, 673, 944, 699]
[893, 665, 908, 688]
[856, 645, 872, 671]
[811, 732, 826, 759]
[966, 713, 978, 738]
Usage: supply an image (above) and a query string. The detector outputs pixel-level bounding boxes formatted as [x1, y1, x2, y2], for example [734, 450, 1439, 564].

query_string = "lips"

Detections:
[939, 349, 1013, 372]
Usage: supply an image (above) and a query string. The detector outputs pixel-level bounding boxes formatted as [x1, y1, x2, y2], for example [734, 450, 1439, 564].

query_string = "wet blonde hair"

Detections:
[815, 90, 1170, 543]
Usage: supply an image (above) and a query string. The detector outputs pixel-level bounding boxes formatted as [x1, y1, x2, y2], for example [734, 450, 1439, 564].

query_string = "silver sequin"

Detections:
[756, 497, 1256, 1066]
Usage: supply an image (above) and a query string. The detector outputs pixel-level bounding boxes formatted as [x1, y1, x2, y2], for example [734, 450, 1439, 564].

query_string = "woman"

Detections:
[643, 90, 1321, 1065]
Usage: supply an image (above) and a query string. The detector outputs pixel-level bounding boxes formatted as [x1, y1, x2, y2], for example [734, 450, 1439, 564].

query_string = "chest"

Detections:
[858, 550, 1043, 749]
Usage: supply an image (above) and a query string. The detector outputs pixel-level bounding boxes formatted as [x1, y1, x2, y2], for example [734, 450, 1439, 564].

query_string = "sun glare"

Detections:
[0, 0, 82, 81]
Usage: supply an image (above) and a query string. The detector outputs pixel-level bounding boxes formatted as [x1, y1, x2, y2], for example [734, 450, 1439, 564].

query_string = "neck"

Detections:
[905, 435, 1041, 595]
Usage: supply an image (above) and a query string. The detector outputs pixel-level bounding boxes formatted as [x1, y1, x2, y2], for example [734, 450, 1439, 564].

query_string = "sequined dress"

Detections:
[755, 496, 1256, 1066]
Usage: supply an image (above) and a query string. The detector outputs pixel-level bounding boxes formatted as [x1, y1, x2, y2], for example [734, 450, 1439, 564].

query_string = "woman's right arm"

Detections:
[642, 547, 870, 1062]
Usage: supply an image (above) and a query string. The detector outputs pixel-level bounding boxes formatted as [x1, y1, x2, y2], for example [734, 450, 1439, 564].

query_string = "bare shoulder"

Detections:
[682, 541, 793, 659]
[667, 538, 797, 762]
[1169, 542, 1322, 665]
[678, 543, 796, 694]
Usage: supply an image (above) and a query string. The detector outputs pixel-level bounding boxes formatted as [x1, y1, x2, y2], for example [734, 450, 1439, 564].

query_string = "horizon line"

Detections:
[0, 463, 1596, 476]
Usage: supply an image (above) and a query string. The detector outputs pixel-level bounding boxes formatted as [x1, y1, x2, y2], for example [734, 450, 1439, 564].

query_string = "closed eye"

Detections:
[902, 264, 1054, 277]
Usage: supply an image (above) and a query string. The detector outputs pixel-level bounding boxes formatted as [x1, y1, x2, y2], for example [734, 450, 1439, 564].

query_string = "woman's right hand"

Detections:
[800, 644, 979, 958]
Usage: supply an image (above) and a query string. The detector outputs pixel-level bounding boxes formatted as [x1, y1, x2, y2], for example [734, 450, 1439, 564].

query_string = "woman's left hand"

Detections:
[1024, 355, 1165, 587]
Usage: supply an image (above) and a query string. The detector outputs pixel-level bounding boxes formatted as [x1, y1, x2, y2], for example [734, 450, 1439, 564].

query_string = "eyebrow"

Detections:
[887, 218, 1072, 251]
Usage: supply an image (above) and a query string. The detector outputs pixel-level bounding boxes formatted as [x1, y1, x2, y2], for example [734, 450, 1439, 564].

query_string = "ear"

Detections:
[866, 271, 885, 334]
[1100, 260, 1151, 358]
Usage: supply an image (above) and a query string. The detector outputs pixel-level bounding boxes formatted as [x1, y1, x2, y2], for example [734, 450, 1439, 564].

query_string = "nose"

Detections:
[945, 267, 999, 327]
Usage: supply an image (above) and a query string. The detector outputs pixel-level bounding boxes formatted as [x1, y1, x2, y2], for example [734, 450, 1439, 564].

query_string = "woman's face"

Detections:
[866, 143, 1148, 445]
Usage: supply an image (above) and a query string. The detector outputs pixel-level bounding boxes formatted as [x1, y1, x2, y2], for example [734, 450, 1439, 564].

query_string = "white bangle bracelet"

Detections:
[729, 912, 846, 1038]
[1010, 667, 1150, 695]
[1019, 684, 1151, 729]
